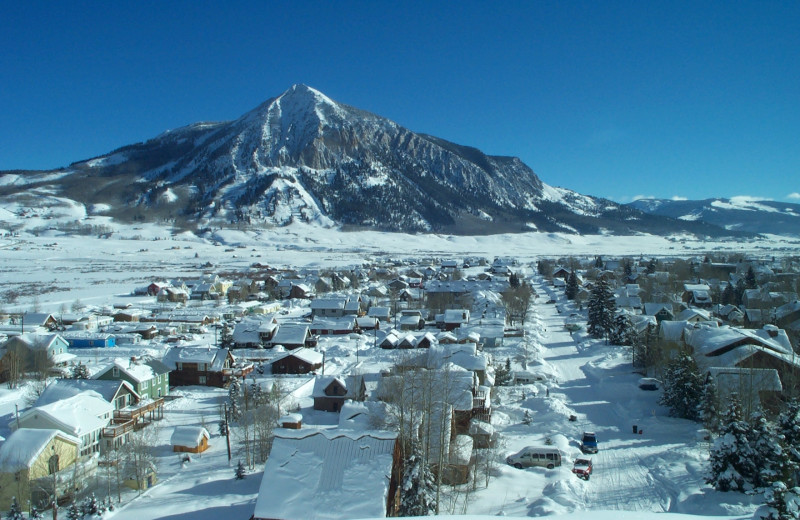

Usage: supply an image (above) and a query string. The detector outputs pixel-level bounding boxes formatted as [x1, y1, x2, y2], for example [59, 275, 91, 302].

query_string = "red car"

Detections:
[572, 457, 593, 480]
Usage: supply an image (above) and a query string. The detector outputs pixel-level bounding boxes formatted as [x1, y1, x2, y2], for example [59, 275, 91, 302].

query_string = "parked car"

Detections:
[506, 446, 562, 469]
[638, 377, 661, 391]
[580, 432, 598, 454]
[572, 457, 593, 480]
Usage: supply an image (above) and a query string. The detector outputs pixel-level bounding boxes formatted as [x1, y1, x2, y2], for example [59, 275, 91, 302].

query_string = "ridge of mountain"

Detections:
[0, 84, 747, 237]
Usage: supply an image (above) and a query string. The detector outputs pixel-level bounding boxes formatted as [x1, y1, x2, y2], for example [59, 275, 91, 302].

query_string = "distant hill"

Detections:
[627, 198, 800, 236]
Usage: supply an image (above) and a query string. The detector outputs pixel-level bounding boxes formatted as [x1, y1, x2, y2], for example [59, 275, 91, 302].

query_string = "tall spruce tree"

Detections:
[587, 279, 616, 340]
[699, 376, 720, 432]
[777, 400, 800, 470]
[749, 411, 792, 489]
[721, 283, 735, 306]
[399, 441, 436, 516]
[565, 271, 579, 300]
[746, 266, 758, 289]
[707, 394, 757, 492]
[761, 481, 800, 520]
[659, 353, 704, 420]
[228, 378, 242, 422]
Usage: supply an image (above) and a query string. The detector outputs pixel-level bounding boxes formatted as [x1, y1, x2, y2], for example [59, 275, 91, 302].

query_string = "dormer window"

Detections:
[112, 367, 119, 377]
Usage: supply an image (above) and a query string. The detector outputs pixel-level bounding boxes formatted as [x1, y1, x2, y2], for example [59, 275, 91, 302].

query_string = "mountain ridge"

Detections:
[0, 84, 749, 237]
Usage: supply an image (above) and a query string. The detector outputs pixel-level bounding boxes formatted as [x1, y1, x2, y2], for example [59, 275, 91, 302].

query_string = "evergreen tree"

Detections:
[746, 266, 758, 289]
[565, 271, 579, 300]
[777, 400, 800, 470]
[623, 258, 633, 278]
[509, 272, 520, 288]
[721, 283, 735, 306]
[699, 376, 720, 432]
[707, 394, 756, 492]
[610, 313, 637, 346]
[494, 358, 513, 387]
[81, 493, 100, 516]
[228, 378, 242, 422]
[399, 441, 436, 516]
[6, 496, 23, 520]
[66, 502, 82, 520]
[72, 361, 90, 379]
[219, 418, 229, 437]
[587, 279, 616, 340]
[734, 279, 746, 307]
[761, 481, 800, 520]
[29, 505, 43, 519]
[750, 411, 793, 489]
[594, 256, 604, 269]
[235, 460, 247, 480]
[646, 258, 657, 274]
[659, 353, 704, 420]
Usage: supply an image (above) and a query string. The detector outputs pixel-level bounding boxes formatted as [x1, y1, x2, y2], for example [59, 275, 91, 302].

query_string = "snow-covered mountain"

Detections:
[1, 84, 738, 236]
[628, 198, 800, 236]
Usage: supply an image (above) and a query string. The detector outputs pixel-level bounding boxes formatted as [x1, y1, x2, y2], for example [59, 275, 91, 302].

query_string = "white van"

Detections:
[506, 446, 562, 469]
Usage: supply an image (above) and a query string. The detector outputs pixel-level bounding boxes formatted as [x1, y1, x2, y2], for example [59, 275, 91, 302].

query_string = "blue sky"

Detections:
[1, 1, 798, 203]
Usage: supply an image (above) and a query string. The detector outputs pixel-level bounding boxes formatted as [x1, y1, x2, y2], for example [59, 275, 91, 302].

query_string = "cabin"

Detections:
[312, 375, 366, 412]
[161, 346, 241, 387]
[270, 349, 324, 375]
[171, 426, 210, 453]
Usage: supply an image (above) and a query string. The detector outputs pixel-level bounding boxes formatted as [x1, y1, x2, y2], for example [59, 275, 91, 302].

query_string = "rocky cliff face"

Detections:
[1, 85, 738, 236]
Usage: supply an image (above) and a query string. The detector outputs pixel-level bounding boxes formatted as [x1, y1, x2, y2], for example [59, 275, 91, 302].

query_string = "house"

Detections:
[682, 283, 713, 308]
[13, 391, 114, 457]
[171, 426, 210, 453]
[310, 316, 358, 335]
[706, 367, 783, 415]
[93, 357, 171, 400]
[442, 309, 470, 331]
[267, 324, 315, 350]
[37, 378, 139, 412]
[1, 333, 74, 381]
[61, 331, 116, 349]
[398, 310, 424, 331]
[20, 313, 59, 331]
[252, 430, 400, 520]
[367, 306, 392, 322]
[162, 346, 245, 387]
[288, 283, 313, 299]
[269, 349, 324, 375]
[312, 375, 366, 412]
[675, 308, 714, 324]
[309, 297, 353, 318]
[0, 428, 83, 510]
[157, 286, 189, 303]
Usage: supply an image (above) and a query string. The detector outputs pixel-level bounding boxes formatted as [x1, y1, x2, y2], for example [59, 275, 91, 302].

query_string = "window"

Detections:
[112, 367, 119, 377]
[176, 362, 183, 371]
[198, 376, 207, 385]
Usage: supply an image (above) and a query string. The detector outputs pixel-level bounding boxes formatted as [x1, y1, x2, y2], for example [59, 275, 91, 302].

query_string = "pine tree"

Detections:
[565, 271, 579, 300]
[746, 266, 758, 289]
[72, 361, 90, 379]
[6, 496, 23, 520]
[29, 505, 43, 519]
[66, 502, 82, 520]
[699, 376, 719, 432]
[399, 441, 436, 516]
[228, 378, 242, 422]
[734, 279, 746, 306]
[594, 256, 603, 269]
[761, 481, 800, 520]
[707, 394, 756, 492]
[587, 279, 616, 340]
[646, 258, 657, 274]
[219, 418, 229, 437]
[494, 358, 513, 387]
[750, 411, 792, 489]
[235, 460, 247, 480]
[81, 492, 99, 517]
[720, 283, 734, 306]
[659, 353, 704, 420]
[610, 313, 637, 346]
[778, 400, 800, 470]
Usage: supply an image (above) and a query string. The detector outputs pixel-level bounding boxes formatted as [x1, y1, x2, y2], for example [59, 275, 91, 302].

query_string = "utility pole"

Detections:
[52, 445, 58, 520]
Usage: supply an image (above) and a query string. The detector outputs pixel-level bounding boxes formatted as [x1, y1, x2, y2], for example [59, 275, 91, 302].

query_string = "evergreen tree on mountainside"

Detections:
[587, 279, 616, 340]
[565, 271, 579, 300]
[659, 353, 703, 421]
[707, 394, 756, 492]
[399, 441, 436, 516]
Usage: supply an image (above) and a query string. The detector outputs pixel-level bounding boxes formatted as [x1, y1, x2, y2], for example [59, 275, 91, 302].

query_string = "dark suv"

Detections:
[580, 432, 598, 454]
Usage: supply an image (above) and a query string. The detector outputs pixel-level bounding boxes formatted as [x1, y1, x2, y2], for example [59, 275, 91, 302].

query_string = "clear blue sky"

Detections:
[1, 1, 798, 203]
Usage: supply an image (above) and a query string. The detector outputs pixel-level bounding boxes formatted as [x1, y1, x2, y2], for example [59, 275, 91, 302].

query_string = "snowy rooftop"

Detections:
[252, 429, 397, 520]
[0, 428, 79, 471]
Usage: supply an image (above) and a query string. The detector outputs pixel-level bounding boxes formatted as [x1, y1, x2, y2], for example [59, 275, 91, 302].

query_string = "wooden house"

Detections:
[312, 375, 366, 412]
[161, 346, 241, 387]
[171, 426, 210, 453]
[270, 349, 323, 375]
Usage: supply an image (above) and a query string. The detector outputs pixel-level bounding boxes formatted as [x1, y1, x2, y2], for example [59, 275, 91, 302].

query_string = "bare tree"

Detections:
[3, 349, 25, 389]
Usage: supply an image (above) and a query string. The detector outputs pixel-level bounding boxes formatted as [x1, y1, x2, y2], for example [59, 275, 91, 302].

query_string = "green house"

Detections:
[93, 358, 170, 400]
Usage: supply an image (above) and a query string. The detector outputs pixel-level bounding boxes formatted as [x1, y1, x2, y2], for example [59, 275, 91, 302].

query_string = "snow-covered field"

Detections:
[1, 218, 798, 519]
